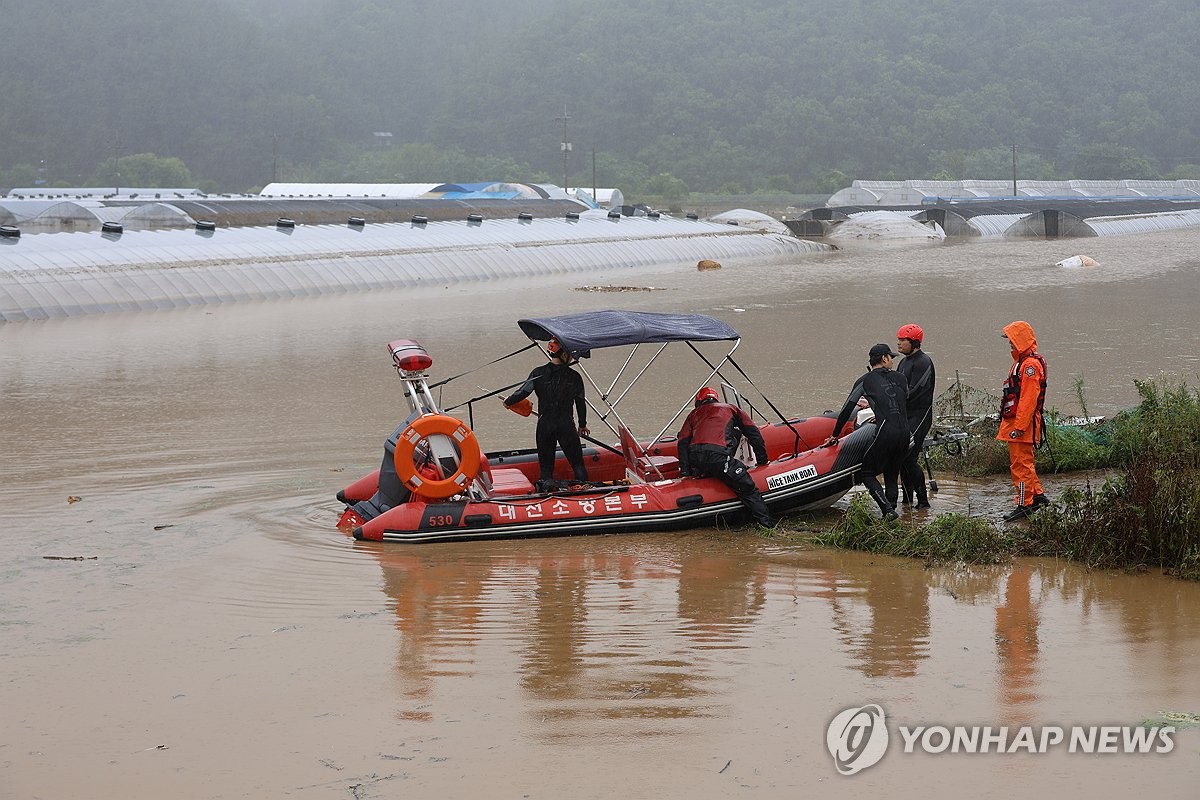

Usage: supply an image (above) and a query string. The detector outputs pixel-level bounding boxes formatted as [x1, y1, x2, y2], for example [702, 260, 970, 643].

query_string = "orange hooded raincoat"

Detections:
[997, 320, 1046, 444]
[998, 320, 1046, 507]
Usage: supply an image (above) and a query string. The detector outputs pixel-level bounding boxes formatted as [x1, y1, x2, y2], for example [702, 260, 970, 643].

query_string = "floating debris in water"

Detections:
[574, 285, 664, 292]
[67, 495, 82, 503]
[697, 259, 722, 271]
[1145, 710, 1200, 728]
[1056, 254, 1099, 268]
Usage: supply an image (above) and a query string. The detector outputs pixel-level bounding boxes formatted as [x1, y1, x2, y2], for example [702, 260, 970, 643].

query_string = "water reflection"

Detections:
[375, 550, 490, 721]
[675, 544, 767, 647]
[1038, 560, 1200, 698]
[366, 536, 945, 732]
[995, 564, 1041, 721]
[363, 535, 771, 735]
[361, 534, 1200, 751]
[826, 561, 931, 678]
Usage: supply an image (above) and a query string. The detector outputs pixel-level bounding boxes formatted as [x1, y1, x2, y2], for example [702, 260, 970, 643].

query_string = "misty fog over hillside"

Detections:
[2, 0, 1197, 195]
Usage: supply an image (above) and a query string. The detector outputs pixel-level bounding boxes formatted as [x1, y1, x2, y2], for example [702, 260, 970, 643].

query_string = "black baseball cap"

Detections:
[869, 343, 899, 359]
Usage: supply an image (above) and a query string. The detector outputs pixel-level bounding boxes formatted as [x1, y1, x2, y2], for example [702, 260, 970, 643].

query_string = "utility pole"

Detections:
[556, 108, 571, 193]
[1012, 144, 1018, 197]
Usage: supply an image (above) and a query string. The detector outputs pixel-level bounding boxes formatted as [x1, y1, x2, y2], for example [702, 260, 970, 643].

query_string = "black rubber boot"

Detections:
[867, 487, 896, 520]
[1003, 504, 1031, 522]
[914, 481, 930, 509]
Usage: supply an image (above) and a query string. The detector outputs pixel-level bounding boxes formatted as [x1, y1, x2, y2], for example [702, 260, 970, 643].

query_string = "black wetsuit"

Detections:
[833, 367, 911, 515]
[896, 348, 936, 505]
[505, 362, 588, 483]
[677, 401, 772, 527]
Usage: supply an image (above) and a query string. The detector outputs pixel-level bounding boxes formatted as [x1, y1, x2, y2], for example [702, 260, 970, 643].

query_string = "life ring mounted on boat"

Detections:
[393, 414, 482, 500]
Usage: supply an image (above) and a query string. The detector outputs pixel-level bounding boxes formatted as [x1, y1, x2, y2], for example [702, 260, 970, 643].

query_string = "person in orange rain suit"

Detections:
[998, 321, 1050, 522]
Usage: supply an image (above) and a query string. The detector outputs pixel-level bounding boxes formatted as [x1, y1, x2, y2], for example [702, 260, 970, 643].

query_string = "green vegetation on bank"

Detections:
[803, 379, 1200, 581]
[811, 496, 1010, 564]
[931, 377, 1190, 477]
[1020, 380, 1200, 580]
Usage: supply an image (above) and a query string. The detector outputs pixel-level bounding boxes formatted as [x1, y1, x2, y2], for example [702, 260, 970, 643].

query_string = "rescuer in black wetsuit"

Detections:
[825, 343, 911, 520]
[503, 338, 589, 485]
[677, 387, 773, 527]
[895, 323, 936, 509]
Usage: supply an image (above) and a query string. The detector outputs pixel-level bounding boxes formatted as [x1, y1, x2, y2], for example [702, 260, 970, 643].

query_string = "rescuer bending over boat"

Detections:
[677, 387, 773, 527]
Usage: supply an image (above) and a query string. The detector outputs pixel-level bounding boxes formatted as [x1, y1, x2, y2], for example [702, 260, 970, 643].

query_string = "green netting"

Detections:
[1047, 419, 1114, 446]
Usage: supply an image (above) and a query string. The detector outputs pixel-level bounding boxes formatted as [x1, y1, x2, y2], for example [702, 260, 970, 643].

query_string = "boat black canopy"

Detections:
[517, 310, 739, 354]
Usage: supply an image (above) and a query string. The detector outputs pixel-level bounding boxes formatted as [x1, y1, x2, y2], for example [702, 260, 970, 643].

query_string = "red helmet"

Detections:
[896, 323, 924, 343]
[695, 387, 720, 406]
[546, 338, 563, 356]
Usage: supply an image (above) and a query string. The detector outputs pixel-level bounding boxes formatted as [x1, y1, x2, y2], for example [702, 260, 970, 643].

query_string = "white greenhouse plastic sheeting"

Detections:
[1084, 209, 1200, 236]
[835, 211, 945, 242]
[829, 179, 1200, 205]
[0, 212, 829, 322]
[257, 182, 440, 198]
[967, 214, 1029, 238]
[708, 208, 790, 234]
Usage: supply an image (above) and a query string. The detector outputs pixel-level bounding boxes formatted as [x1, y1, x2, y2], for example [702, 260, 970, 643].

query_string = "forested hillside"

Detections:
[2, 0, 1197, 194]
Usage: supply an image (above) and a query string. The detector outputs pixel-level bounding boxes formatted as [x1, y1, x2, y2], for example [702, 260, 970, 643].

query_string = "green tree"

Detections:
[3, 0, 1200, 191]
[759, 174, 796, 193]
[1072, 144, 1158, 180]
[1, 163, 39, 189]
[929, 147, 1057, 181]
[91, 154, 195, 187]
[644, 172, 689, 209]
[811, 169, 852, 196]
[1166, 164, 1200, 180]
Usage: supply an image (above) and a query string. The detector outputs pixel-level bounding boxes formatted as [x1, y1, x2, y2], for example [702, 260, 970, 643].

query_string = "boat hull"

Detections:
[347, 421, 874, 544]
[337, 414, 844, 504]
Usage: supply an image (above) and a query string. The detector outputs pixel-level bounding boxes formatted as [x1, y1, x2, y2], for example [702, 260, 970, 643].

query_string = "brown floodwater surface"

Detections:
[1, 228, 1198, 797]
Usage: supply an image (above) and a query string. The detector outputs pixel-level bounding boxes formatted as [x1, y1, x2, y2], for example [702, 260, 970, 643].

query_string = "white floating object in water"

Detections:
[1055, 254, 1099, 268]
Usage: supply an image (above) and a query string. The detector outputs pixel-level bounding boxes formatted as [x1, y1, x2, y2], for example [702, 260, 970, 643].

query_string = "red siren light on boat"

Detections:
[388, 339, 433, 373]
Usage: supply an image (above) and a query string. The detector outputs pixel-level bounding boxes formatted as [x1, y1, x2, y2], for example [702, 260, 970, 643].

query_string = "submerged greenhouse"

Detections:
[0, 209, 827, 322]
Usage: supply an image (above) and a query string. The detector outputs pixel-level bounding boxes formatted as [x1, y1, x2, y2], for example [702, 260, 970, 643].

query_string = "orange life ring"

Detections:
[393, 414, 483, 500]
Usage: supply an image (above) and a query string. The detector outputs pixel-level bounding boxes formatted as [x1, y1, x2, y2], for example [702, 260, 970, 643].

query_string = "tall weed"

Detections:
[1024, 379, 1200, 579]
[814, 495, 1009, 563]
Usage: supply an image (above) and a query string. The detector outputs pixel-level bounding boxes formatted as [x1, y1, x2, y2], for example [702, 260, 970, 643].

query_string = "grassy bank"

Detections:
[1020, 380, 1200, 580]
[809, 495, 1010, 564]
[800, 379, 1200, 581]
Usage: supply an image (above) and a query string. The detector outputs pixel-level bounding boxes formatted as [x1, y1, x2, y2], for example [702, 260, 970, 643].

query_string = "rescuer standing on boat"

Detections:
[677, 387, 773, 527]
[896, 323, 935, 509]
[825, 344, 911, 520]
[998, 320, 1049, 521]
[504, 338, 590, 486]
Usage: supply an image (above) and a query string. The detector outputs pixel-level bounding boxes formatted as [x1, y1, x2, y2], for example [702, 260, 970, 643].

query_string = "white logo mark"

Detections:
[827, 704, 889, 775]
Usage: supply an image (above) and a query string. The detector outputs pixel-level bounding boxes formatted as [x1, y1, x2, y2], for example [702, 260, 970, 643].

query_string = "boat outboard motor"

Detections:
[348, 421, 419, 521]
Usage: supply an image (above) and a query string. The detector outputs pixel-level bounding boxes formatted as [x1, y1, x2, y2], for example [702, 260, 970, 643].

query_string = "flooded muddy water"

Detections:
[2, 228, 1198, 797]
